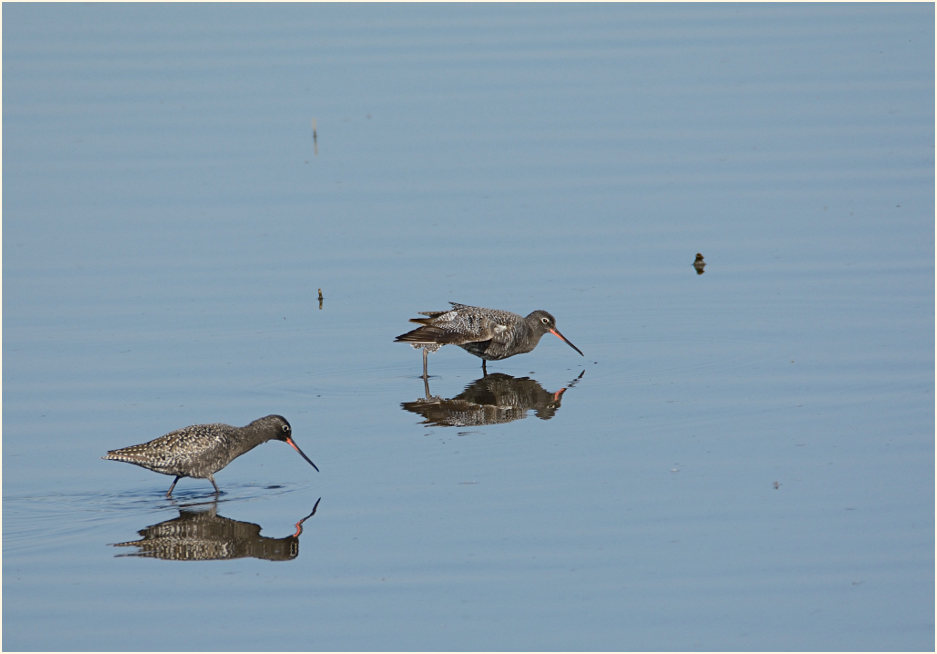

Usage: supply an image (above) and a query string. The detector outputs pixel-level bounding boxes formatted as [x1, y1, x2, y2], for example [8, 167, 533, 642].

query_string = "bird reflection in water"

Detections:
[110, 498, 320, 562]
[402, 371, 584, 427]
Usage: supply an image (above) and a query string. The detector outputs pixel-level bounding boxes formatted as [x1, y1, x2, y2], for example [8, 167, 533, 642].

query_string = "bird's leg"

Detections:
[209, 475, 220, 495]
[422, 348, 429, 379]
[166, 476, 182, 497]
[482, 360, 488, 376]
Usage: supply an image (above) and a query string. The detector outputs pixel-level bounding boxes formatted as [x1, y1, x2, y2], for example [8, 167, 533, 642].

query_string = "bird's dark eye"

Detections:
[282, 424, 290, 434]
[541, 317, 549, 324]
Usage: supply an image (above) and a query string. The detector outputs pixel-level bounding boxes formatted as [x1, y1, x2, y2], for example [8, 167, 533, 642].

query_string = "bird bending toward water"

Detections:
[103, 414, 318, 497]
[395, 302, 583, 378]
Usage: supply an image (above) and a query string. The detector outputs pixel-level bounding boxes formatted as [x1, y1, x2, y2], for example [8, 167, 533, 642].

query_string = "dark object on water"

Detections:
[693, 252, 706, 274]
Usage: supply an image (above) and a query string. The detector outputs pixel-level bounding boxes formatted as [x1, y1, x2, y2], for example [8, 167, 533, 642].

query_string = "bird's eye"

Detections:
[541, 317, 550, 324]
[282, 424, 290, 434]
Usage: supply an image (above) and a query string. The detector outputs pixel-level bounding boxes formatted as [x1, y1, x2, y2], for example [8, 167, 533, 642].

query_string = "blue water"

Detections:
[3, 3, 933, 651]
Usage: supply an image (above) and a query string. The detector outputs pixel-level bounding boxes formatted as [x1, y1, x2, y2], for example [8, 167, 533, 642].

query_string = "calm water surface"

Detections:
[3, 3, 933, 651]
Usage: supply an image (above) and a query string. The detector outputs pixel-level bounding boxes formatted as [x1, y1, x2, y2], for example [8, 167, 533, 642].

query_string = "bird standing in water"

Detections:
[103, 414, 317, 497]
[395, 302, 583, 378]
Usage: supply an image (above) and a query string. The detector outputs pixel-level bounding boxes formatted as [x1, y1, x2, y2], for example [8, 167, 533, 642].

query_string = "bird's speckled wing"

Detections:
[104, 423, 235, 477]
[396, 302, 522, 346]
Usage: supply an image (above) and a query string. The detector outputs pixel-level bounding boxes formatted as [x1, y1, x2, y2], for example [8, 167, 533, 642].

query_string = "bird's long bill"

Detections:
[550, 328, 584, 356]
[286, 437, 320, 472]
